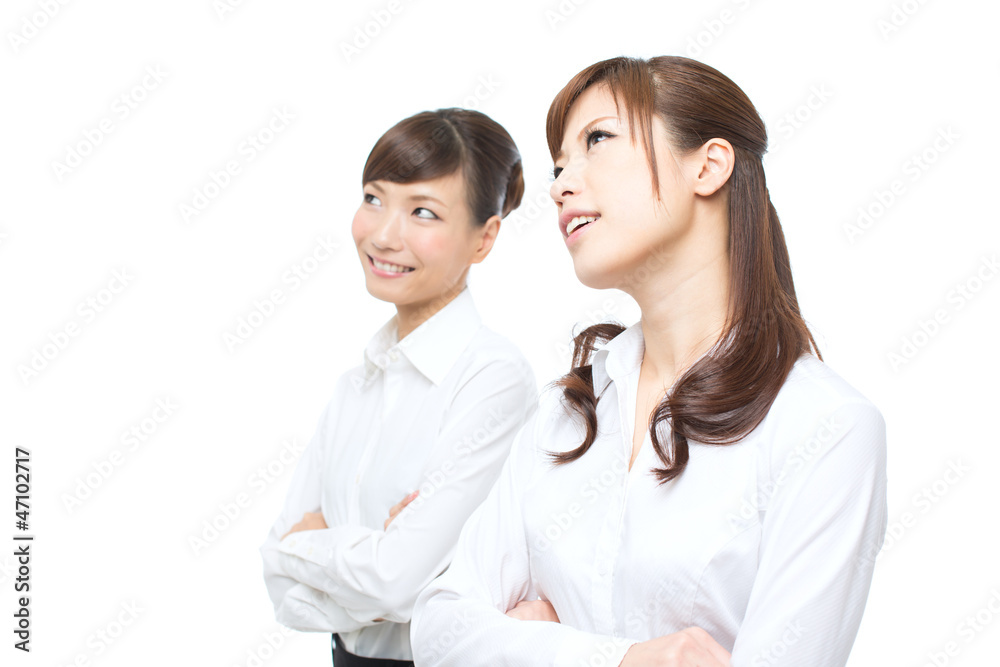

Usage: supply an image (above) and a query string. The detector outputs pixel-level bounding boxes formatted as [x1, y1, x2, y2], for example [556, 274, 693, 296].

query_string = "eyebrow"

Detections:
[554, 115, 619, 161]
[368, 182, 449, 209]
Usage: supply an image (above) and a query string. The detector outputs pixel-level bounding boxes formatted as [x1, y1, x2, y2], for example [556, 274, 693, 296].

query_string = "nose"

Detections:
[371, 209, 404, 251]
[549, 160, 582, 206]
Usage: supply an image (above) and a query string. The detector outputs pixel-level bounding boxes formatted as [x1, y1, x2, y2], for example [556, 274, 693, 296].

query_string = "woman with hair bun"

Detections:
[411, 56, 887, 667]
[260, 107, 537, 666]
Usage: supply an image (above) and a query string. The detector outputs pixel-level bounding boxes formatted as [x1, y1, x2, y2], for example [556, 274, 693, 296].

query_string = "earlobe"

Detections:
[471, 216, 501, 264]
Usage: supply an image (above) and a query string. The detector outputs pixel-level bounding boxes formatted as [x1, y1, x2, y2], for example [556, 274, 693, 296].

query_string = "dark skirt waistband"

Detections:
[332, 634, 415, 667]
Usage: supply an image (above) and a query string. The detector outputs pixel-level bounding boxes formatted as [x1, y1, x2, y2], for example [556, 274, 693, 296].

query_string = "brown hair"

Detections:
[362, 108, 524, 224]
[545, 55, 821, 483]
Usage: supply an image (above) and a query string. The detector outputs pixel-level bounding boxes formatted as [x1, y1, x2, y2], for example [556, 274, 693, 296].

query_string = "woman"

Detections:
[410, 56, 887, 667]
[259, 108, 538, 666]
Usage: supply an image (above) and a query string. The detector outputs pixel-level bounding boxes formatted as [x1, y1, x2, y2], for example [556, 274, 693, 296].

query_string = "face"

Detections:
[549, 83, 698, 291]
[351, 170, 493, 312]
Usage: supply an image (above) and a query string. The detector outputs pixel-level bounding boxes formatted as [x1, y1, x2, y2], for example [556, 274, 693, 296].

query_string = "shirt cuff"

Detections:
[554, 633, 638, 667]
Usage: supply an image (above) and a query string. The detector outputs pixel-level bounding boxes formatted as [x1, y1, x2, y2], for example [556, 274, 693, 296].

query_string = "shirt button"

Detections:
[388, 350, 399, 361]
[597, 563, 608, 576]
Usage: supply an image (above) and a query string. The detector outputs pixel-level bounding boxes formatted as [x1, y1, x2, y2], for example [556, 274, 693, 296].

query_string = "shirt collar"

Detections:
[362, 285, 483, 386]
[589, 320, 645, 395]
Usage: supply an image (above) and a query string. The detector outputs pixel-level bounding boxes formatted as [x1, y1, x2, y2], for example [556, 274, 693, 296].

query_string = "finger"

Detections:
[682, 627, 731, 665]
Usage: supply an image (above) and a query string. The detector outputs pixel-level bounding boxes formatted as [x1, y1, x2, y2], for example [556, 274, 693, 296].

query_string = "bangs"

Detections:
[362, 114, 465, 186]
[544, 57, 659, 191]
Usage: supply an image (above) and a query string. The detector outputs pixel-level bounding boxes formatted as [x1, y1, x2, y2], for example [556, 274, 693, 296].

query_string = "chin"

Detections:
[362, 279, 402, 305]
[571, 255, 620, 290]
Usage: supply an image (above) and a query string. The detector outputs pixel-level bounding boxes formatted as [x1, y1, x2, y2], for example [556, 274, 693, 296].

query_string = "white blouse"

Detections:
[259, 285, 538, 660]
[410, 320, 887, 667]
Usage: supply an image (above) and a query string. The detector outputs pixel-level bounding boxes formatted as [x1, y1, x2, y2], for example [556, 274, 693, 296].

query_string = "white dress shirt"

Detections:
[410, 320, 888, 667]
[260, 285, 538, 660]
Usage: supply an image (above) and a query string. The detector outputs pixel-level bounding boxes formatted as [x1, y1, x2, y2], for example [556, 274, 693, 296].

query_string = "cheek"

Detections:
[406, 229, 456, 267]
[350, 211, 368, 247]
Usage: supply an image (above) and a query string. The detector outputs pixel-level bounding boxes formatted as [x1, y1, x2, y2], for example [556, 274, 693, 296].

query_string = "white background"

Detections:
[1, 0, 998, 665]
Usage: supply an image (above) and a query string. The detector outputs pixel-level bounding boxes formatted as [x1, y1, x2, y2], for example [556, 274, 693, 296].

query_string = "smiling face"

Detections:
[351, 170, 495, 315]
[549, 83, 699, 292]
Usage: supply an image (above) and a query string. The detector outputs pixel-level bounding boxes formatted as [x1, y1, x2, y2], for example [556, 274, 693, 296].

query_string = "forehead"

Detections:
[372, 169, 463, 194]
[556, 83, 622, 159]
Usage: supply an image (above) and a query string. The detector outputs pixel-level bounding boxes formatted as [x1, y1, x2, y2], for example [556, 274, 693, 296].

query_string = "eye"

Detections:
[549, 166, 563, 182]
[414, 207, 439, 220]
[586, 128, 612, 148]
[363, 192, 381, 206]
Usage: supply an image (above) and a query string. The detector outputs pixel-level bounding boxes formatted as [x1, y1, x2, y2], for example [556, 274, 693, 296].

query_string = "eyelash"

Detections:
[550, 128, 612, 181]
[363, 193, 439, 220]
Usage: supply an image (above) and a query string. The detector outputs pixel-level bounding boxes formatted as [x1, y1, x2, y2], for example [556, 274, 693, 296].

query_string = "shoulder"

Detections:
[455, 325, 538, 390]
[755, 354, 886, 469]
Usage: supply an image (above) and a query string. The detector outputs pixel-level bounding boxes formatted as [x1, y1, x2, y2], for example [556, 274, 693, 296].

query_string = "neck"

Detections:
[394, 281, 467, 340]
[629, 241, 730, 392]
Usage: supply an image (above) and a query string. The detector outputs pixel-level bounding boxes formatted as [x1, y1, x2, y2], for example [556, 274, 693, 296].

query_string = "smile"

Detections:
[566, 214, 599, 236]
[368, 255, 414, 275]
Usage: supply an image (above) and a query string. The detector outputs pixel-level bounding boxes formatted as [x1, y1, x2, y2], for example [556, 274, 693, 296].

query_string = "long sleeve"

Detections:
[275, 360, 538, 626]
[259, 387, 380, 633]
[729, 398, 888, 666]
[409, 390, 640, 667]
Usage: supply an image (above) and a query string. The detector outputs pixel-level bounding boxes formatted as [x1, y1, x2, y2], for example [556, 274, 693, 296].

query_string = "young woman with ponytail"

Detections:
[411, 57, 887, 667]
[260, 108, 537, 666]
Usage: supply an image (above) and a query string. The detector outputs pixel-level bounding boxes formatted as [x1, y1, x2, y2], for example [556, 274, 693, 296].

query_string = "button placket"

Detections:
[349, 364, 390, 523]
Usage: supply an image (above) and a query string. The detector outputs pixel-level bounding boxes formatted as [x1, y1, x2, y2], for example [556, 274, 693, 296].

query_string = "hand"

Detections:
[384, 490, 419, 530]
[281, 511, 328, 540]
[505, 599, 560, 623]
[620, 628, 730, 667]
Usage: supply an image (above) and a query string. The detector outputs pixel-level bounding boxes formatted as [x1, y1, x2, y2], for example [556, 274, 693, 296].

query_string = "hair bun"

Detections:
[501, 159, 524, 219]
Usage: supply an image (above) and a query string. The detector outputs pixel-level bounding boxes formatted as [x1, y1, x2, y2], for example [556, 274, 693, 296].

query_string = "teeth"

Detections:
[371, 257, 414, 273]
[566, 215, 599, 236]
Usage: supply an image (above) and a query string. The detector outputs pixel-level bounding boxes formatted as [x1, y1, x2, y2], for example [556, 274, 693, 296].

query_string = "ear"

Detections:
[470, 215, 501, 264]
[692, 138, 735, 197]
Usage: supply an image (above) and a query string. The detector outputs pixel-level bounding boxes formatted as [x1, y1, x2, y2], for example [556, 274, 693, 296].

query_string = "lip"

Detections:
[559, 209, 601, 242]
[367, 253, 415, 278]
